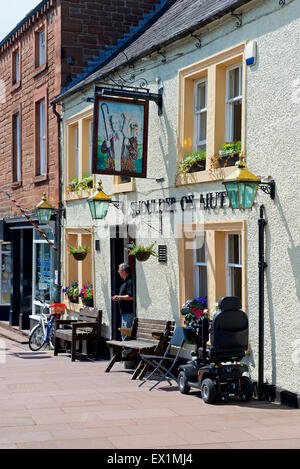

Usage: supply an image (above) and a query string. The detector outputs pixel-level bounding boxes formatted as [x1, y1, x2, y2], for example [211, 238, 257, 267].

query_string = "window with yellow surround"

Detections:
[177, 42, 246, 185]
[65, 108, 94, 200]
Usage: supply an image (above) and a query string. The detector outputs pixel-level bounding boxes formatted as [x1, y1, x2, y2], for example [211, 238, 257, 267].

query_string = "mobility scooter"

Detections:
[177, 296, 253, 404]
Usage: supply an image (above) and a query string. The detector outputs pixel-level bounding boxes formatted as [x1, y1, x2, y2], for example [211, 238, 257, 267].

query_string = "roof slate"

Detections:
[55, 0, 254, 102]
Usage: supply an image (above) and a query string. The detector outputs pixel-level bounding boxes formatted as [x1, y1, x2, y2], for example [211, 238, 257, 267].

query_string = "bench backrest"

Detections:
[78, 307, 102, 324]
[131, 318, 173, 344]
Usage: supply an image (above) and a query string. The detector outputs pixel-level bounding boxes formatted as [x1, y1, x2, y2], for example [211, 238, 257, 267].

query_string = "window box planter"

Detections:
[217, 152, 240, 168]
[188, 160, 206, 172]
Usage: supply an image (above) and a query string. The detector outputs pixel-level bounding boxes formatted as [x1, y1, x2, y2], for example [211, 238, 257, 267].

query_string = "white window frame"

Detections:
[14, 49, 20, 83]
[225, 63, 242, 143]
[88, 119, 93, 175]
[193, 77, 207, 152]
[14, 112, 21, 182]
[39, 99, 46, 175]
[39, 29, 46, 67]
[194, 234, 207, 298]
[75, 125, 79, 179]
[226, 232, 242, 297]
[32, 226, 54, 314]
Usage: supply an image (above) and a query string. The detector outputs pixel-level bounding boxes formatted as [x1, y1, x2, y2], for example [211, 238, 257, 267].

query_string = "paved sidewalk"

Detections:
[0, 337, 299, 449]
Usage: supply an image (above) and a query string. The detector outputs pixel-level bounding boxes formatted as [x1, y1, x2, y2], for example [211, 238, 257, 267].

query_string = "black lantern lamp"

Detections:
[88, 179, 120, 220]
[36, 192, 55, 225]
[222, 153, 275, 209]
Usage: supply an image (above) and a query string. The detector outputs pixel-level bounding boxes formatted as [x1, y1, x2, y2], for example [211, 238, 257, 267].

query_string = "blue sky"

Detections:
[1, 1, 41, 41]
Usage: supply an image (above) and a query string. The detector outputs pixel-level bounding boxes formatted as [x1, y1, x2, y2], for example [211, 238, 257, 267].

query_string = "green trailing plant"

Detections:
[68, 174, 93, 193]
[127, 242, 158, 258]
[218, 141, 241, 157]
[176, 150, 206, 176]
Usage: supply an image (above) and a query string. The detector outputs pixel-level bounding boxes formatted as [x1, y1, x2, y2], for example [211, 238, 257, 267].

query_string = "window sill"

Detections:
[33, 63, 47, 78]
[175, 165, 236, 186]
[11, 81, 21, 93]
[65, 188, 94, 202]
[34, 174, 47, 184]
[111, 180, 135, 194]
[11, 181, 22, 189]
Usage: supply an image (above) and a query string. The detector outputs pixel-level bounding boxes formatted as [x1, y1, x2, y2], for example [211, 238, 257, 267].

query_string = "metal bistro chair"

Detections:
[138, 326, 191, 391]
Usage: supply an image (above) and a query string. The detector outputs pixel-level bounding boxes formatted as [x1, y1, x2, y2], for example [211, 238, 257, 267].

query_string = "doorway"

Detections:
[110, 225, 136, 340]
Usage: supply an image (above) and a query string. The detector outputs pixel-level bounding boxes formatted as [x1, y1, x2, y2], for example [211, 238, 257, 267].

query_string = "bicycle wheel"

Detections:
[49, 323, 56, 350]
[29, 324, 46, 351]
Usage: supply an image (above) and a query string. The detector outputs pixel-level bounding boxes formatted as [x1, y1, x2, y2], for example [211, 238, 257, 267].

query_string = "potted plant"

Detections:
[79, 284, 94, 307]
[176, 150, 206, 176]
[63, 282, 80, 303]
[127, 242, 158, 262]
[67, 174, 93, 194]
[181, 296, 209, 326]
[215, 141, 241, 168]
[69, 245, 89, 261]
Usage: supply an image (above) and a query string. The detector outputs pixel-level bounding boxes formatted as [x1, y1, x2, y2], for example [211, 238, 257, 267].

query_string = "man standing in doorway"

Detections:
[112, 263, 134, 339]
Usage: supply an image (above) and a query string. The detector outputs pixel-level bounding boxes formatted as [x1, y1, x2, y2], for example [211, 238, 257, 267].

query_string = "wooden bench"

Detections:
[105, 318, 174, 379]
[54, 307, 102, 362]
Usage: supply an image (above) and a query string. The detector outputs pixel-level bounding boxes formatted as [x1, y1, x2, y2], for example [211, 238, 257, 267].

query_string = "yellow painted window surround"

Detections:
[65, 107, 95, 201]
[177, 42, 246, 186]
[177, 220, 247, 324]
[65, 229, 94, 310]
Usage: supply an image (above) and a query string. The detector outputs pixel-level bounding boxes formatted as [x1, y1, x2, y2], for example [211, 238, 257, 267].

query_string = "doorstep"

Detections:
[0, 322, 29, 344]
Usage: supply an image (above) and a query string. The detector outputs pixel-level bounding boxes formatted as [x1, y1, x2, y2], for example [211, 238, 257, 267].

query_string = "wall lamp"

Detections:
[36, 193, 66, 225]
[87, 180, 121, 220]
[222, 153, 275, 209]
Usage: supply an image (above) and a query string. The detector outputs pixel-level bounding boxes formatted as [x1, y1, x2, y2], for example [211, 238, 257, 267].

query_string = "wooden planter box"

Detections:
[217, 152, 240, 168]
[188, 160, 206, 173]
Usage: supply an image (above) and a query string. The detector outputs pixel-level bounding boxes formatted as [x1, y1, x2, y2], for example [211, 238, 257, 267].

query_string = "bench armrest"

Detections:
[118, 327, 132, 337]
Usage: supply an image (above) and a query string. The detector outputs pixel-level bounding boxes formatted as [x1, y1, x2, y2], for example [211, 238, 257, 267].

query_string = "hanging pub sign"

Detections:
[92, 95, 149, 178]
[92, 85, 163, 179]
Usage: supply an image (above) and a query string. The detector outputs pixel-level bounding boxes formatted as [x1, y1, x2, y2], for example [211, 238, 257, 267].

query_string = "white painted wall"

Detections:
[61, 0, 300, 394]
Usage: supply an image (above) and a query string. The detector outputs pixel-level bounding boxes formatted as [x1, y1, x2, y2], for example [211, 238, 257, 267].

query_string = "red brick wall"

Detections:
[60, 0, 162, 87]
[0, 4, 60, 218]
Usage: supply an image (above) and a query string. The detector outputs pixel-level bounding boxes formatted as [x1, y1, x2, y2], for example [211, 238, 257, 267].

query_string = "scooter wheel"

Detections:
[240, 376, 253, 402]
[177, 371, 190, 394]
[201, 378, 217, 404]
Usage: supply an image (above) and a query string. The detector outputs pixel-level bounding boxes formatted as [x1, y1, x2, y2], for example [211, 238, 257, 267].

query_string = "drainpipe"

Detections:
[51, 102, 63, 302]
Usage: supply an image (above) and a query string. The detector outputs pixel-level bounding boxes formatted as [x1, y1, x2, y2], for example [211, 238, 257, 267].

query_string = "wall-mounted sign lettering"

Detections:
[93, 96, 149, 178]
[130, 191, 228, 217]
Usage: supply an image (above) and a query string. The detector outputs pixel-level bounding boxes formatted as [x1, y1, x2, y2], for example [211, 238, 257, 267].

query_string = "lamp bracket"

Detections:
[258, 180, 276, 200]
[94, 85, 163, 116]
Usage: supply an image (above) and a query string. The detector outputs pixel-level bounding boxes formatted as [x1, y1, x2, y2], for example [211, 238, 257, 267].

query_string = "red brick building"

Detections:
[0, 0, 166, 327]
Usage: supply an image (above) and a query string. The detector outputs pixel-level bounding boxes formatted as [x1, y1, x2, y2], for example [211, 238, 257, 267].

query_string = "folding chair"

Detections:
[138, 326, 191, 391]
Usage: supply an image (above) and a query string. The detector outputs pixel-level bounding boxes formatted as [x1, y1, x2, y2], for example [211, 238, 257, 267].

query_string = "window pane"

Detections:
[89, 120, 93, 174]
[228, 67, 240, 99]
[75, 126, 79, 178]
[34, 242, 55, 303]
[196, 82, 206, 111]
[39, 30, 45, 66]
[195, 238, 206, 263]
[14, 50, 20, 83]
[196, 265, 207, 298]
[229, 266, 242, 299]
[228, 234, 240, 264]
[198, 111, 207, 142]
[39, 100, 46, 175]
[1, 247, 12, 304]
[232, 100, 242, 142]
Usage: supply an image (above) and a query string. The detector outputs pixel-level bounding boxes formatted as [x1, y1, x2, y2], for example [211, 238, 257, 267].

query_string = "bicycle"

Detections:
[29, 302, 63, 351]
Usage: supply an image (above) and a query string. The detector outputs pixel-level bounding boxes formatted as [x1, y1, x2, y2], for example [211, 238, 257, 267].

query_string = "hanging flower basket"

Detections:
[69, 245, 89, 261]
[127, 242, 158, 262]
[135, 251, 151, 262]
[82, 298, 94, 307]
[72, 252, 88, 261]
